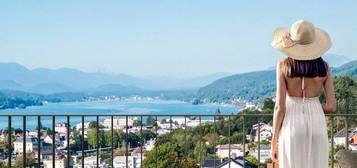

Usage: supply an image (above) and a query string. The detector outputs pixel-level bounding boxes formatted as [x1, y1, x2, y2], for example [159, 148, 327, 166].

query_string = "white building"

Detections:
[55, 122, 69, 134]
[103, 118, 134, 129]
[216, 144, 244, 159]
[73, 156, 108, 168]
[43, 156, 70, 168]
[13, 136, 38, 154]
[113, 156, 141, 168]
[252, 145, 271, 163]
[333, 128, 355, 146]
[250, 122, 273, 142]
[145, 139, 155, 151]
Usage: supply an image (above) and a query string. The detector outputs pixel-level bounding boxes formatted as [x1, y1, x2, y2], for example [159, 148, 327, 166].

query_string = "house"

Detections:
[250, 122, 272, 142]
[103, 118, 134, 129]
[43, 135, 63, 147]
[216, 144, 244, 158]
[73, 156, 108, 168]
[113, 156, 141, 168]
[144, 139, 155, 151]
[43, 155, 71, 168]
[333, 128, 355, 146]
[252, 145, 271, 163]
[13, 136, 38, 154]
[203, 156, 257, 168]
[350, 131, 357, 145]
[131, 147, 145, 157]
[55, 122, 69, 134]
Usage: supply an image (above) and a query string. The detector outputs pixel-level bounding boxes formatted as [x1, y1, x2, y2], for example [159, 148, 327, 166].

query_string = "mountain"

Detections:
[141, 72, 232, 89]
[196, 60, 357, 104]
[29, 82, 77, 94]
[0, 62, 230, 93]
[332, 60, 357, 77]
[324, 54, 352, 67]
[266, 54, 352, 70]
[0, 63, 154, 92]
[0, 80, 23, 90]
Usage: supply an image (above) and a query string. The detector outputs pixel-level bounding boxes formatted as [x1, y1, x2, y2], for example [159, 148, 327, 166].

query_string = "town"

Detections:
[1, 115, 357, 168]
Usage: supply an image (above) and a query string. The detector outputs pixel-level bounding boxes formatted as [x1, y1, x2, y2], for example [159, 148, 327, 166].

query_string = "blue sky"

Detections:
[0, 0, 356, 78]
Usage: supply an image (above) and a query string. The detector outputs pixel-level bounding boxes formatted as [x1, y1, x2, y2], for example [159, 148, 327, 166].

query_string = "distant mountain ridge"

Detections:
[196, 59, 357, 104]
[0, 62, 229, 94]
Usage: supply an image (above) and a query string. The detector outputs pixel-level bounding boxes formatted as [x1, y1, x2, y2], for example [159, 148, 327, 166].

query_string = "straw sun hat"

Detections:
[271, 20, 332, 60]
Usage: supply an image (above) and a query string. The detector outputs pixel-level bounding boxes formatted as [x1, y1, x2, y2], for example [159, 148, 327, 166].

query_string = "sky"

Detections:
[0, 0, 356, 78]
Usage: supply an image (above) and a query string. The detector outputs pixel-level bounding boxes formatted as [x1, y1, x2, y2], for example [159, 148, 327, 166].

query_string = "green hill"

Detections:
[196, 60, 357, 104]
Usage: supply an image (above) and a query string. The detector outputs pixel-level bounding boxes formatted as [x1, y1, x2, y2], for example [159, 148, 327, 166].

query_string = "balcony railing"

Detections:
[0, 113, 356, 168]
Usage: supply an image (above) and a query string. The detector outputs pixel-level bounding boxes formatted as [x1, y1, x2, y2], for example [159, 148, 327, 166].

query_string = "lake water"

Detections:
[0, 100, 240, 130]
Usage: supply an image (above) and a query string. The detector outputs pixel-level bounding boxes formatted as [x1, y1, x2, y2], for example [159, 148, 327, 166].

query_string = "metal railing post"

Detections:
[81, 115, 84, 168]
[126, 115, 129, 168]
[228, 115, 231, 168]
[67, 116, 70, 168]
[242, 115, 246, 168]
[23, 116, 26, 168]
[257, 122, 261, 167]
[140, 115, 143, 168]
[52, 116, 55, 168]
[38, 116, 41, 168]
[8, 116, 12, 168]
[345, 116, 349, 149]
[96, 115, 99, 168]
[330, 116, 335, 168]
[213, 115, 216, 168]
[111, 115, 114, 168]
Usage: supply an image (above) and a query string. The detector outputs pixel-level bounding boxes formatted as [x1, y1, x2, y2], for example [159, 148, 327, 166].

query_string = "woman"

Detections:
[270, 20, 336, 168]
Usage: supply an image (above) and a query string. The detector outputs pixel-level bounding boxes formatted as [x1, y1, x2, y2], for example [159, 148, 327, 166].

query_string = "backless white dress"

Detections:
[278, 76, 329, 168]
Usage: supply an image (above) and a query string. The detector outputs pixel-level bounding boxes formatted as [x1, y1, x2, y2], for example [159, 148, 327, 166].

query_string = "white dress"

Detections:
[278, 77, 329, 168]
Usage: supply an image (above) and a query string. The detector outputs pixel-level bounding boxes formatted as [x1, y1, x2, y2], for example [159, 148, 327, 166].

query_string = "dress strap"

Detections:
[301, 76, 305, 103]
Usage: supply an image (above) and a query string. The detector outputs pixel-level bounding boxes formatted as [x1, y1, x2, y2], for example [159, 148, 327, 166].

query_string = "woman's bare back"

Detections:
[285, 76, 327, 98]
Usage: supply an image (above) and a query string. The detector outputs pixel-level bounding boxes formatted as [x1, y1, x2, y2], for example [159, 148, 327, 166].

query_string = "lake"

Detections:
[0, 100, 241, 130]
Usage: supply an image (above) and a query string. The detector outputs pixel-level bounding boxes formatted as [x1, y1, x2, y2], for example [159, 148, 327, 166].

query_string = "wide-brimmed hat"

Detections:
[271, 20, 332, 60]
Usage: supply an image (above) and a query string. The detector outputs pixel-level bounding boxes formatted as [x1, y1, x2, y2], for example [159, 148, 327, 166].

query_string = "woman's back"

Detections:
[285, 76, 327, 98]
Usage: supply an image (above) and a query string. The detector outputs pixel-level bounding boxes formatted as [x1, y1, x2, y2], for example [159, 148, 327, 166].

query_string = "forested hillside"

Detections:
[196, 60, 357, 104]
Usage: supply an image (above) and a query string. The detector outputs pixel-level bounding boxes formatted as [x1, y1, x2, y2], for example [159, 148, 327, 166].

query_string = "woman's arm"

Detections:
[271, 60, 287, 144]
[322, 68, 336, 113]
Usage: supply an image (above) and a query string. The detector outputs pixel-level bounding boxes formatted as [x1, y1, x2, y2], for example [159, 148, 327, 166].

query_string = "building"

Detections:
[203, 157, 257, 168]
[73, 156, 108, 168]
[216, 144, 244, 159]
[43, 155, 71, 168]
[103, 118, 134, 129]
[113, 156, 141, 168]
[253, 145, 271, 163]
[250, 122, 272, 142]
[55, 122, 69, 134]
[13, 136, 38, 154]
[333, 128, 355, 146]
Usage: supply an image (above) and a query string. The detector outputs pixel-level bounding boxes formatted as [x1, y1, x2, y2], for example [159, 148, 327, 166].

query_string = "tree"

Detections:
[0, 135, 15, 155]
[193, 140, 207, 165]
[13, 152, 36, 168]
[143, 143, 198, 168]
[104, 130, 124, 148]
[262, 98, 275, 110]
[146, 116, 156, 126]
[140, 130, 156, 142]
[87, 128, 105, 148]
[245, 154, 259, 166]
[70, 128, 83, 151]
[88, 121, 104, 129]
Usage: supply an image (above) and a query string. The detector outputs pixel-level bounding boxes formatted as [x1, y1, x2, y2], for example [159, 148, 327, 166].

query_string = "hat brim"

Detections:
[271, 27, 332, 60]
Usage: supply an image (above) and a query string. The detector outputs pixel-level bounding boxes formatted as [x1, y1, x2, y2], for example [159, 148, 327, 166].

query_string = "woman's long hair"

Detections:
[281, 57, 329, 77]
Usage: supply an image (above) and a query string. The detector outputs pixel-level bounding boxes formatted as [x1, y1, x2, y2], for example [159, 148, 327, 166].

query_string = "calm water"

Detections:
[0, 100, 240, 130]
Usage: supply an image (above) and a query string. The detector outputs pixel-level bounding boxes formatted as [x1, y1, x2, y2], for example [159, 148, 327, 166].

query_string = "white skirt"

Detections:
[278, 95, 329, 168]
